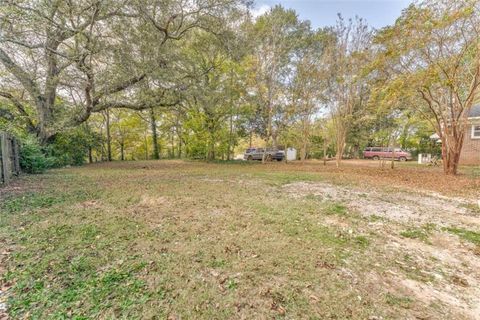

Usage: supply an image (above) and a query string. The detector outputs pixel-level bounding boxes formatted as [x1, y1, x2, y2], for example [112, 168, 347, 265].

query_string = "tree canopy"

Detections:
[1, 0, 478, 174]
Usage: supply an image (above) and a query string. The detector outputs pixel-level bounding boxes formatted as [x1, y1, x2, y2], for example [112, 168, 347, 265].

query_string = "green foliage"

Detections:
[3, 0, 476, 171]
[19, 126, 101, 173]
[19, 135, 52, 174]
[47, 126, 102, 167]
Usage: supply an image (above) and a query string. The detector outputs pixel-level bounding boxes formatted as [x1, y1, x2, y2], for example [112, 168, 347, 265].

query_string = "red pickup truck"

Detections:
[363, 147, 412, 161]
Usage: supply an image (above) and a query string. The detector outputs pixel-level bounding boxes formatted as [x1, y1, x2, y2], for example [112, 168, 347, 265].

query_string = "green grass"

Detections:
[400, 228, 429, 240]
[443, 227, 480, 245]
[0, 163, 379, 319]
[324, 202, 349, 216]
[385, 293, 413, 309]
[400, 224, 436, 242]
[0, 160, 473, 319]
[251, 170, 323, 186]
[0, 189, 97, 214]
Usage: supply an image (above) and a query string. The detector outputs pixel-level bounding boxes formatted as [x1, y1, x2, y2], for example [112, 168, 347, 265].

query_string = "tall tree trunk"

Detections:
[100, 127, 106, 161]
[227, 113, 233, 161]
[105, 108, 112, 162]
[144, 132, 148, 160]
[335, 124, 346, 168]
[207, 130, 215, 161]
[263, 102, 273, 164]
[419, 92, 476, 175]
[335, 143, 345, 168]
[170, 128, 175, 158]
[88, 147, 93, 164]
[271, 132, 278, 149]
[300, 143, 307, 163]
[300, 115, 309, 163]
[120, 141, 125, 161]
[150, 107, 160, 160]
[389, 135, 395, 170]
[323, 138, 327, 166]
[440, 132, 464, 175]
[227, 71, 234, 161]
[177, 125, 182, 159]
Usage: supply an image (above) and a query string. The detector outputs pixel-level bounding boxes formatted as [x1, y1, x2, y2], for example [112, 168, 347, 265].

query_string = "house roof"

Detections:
[469, 105, 480, 118]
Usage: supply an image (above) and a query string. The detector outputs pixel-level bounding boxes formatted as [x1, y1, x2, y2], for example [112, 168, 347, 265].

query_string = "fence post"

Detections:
[1, 133, 9, 185]
[0, 134, 3, 184]
[14, 138, 20, 175]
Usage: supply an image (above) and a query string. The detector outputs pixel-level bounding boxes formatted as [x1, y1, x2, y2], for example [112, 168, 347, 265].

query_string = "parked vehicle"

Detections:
[363, 147, 412, 161]
[244, 148, 285, 161]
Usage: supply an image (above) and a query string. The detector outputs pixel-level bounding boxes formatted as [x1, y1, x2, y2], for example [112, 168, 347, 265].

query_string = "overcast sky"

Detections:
[252, 0, 413, 29]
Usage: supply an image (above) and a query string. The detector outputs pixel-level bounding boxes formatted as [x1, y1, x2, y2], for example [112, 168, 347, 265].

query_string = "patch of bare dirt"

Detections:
[283, 181, 480, 319]
[384, 233, 480, 319]
[282, 181, 480, 227]
[138, 195, 169, 207]
[74, 200, 104, 210]
[268, 159, 480, 198]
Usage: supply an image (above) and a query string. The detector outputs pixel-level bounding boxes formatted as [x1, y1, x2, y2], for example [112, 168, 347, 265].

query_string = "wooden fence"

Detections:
[0, 132, 20, 185]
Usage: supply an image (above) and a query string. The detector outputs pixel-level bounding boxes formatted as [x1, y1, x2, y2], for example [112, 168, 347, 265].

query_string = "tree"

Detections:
[108, 110, 150, 160]
[374, 0, 480, 174]
[248, 6, 310, 163]
[289, 30, 330, 162]
[104, 109, 112, 162]
[0, 0, 246, 143]
[325, 15, 372, 167]
[149, 107, 161, 160]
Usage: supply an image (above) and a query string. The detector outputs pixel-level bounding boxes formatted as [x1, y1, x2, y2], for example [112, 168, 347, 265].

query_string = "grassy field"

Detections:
[1, 160, 480, 319]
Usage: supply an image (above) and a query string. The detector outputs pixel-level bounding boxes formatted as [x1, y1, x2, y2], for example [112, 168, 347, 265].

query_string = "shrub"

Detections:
[18, 126, 101, 173]
[46, 127, 102, 167]
[19, 136, 52, 173]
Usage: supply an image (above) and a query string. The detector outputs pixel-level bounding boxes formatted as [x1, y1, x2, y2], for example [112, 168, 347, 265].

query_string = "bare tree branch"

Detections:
[92, 99, 181, 112]
[0, 48, 43, 108]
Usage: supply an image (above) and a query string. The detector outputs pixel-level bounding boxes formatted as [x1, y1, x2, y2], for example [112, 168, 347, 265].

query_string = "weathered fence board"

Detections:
[0, 132, 20, 185]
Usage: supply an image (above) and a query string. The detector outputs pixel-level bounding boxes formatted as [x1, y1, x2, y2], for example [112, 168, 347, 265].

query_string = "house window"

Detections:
[472, 125, 480, 139]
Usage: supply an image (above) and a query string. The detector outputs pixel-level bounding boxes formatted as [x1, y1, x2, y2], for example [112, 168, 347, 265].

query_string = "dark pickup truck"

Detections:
[244, 148, 285, 161]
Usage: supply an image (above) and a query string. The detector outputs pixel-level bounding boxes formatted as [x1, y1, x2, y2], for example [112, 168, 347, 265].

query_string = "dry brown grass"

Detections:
[0, 160, 479, 319]
[262, 159, 480, 198]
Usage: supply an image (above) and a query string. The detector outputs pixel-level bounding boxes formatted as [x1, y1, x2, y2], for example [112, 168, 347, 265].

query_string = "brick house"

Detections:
[460, 104, 480, 165]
